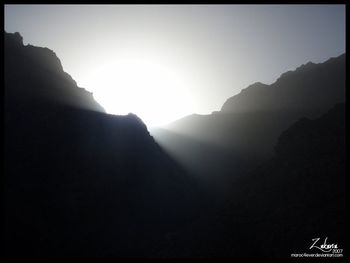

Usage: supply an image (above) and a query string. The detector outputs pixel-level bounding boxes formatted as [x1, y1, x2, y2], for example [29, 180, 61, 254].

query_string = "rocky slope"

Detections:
[221, 55, 345, 113]
[157, 103, 346, 258]
[153, 53, 346, 189]
[4, 31, 105, 112]
[4, 31, 203, 258]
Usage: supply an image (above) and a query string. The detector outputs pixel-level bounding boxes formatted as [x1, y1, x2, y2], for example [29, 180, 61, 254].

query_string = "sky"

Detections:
[4, 5, 346, 127]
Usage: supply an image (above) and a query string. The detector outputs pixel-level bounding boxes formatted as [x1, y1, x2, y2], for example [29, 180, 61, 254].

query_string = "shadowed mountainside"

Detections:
[3, 31, 205, 258]
[3, 31, 346, 259]
[154, 103, 346, 258]
[152, 53, 345, 189]
[4, 32, 105, 112]
[216, 102, 347, 257]
[221, 55, 345, 113]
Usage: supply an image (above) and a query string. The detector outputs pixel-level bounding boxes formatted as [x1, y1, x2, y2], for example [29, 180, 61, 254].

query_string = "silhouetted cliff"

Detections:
[216, 103, 346, 257]
[3, 31, 346, 259]
[153, 53, 346, 189]
[158, 103, 346, 258]
[4, 32, 203, 258]
[221, 55, 345, 113]
[4, 31, 104, 112]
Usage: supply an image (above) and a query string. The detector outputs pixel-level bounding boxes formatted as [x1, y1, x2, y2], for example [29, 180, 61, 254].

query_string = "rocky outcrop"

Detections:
[4, 31, 202, 258]
[4, 31, 105, 112]
[221, 54, 345, 114]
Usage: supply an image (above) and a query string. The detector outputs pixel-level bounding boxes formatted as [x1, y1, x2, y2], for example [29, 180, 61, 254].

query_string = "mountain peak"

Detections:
[277, 54, 345, 82]
[4, 31, 23, 46]
[240, 82, 268, 93]
[4, 31, 105, 112]
[221, 53, 345, 113]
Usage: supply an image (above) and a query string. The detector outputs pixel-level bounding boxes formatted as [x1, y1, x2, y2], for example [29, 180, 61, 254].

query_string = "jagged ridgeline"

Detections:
[4, 32, 104, 112]
[221, 55, 345, 114]
[4, 31, 203, 258]
[150, 58, 346, 257]
[154, 52, 345, 182]
[3, 30, 346, 259]
[208, 103, 346, 257]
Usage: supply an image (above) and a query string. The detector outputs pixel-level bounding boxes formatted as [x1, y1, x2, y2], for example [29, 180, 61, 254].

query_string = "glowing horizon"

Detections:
[79, 54, 195, 127]
[5, 5, 345, 127]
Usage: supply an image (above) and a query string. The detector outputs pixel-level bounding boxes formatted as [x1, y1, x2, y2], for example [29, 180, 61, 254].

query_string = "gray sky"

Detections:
[4, 5, 346, 126]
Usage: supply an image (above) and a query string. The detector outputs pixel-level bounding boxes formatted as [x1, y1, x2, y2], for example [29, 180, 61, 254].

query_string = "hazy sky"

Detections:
[4, 5, 346, 126]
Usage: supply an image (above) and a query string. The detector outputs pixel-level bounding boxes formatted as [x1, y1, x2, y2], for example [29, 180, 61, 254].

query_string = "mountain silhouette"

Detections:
[3, 31, 346, 259]
[221, 55, 345, 113]
[155, 103, 346, 258]
[4, 31, 204, 258]
[216, 103, 346, 257]
[5, 31, 105, 112]
[153, 53, 345, 189]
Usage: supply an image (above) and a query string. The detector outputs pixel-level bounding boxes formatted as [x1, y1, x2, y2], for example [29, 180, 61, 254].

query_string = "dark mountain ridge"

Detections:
[4, 31, 105, 112]
[3, 30, 346, 258]
[153, 53, 345, 189]
[153, 54, 346, 257]
[153, 102, 346, 258]
[4, 31, 204, 258]
[221, 54, 345, 113]
[215, 102, 347, 257]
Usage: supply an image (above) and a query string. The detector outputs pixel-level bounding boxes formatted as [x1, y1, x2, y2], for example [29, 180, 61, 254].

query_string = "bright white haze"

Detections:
[4, 5, 345, 127]
[81, 54, 193, 126]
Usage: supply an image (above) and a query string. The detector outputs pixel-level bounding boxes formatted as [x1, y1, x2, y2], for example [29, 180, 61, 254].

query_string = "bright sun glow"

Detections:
[82, 55, 194, 127]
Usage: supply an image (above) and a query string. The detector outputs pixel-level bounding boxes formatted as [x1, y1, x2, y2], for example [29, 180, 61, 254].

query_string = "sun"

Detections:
[83, 55, 194, 127]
